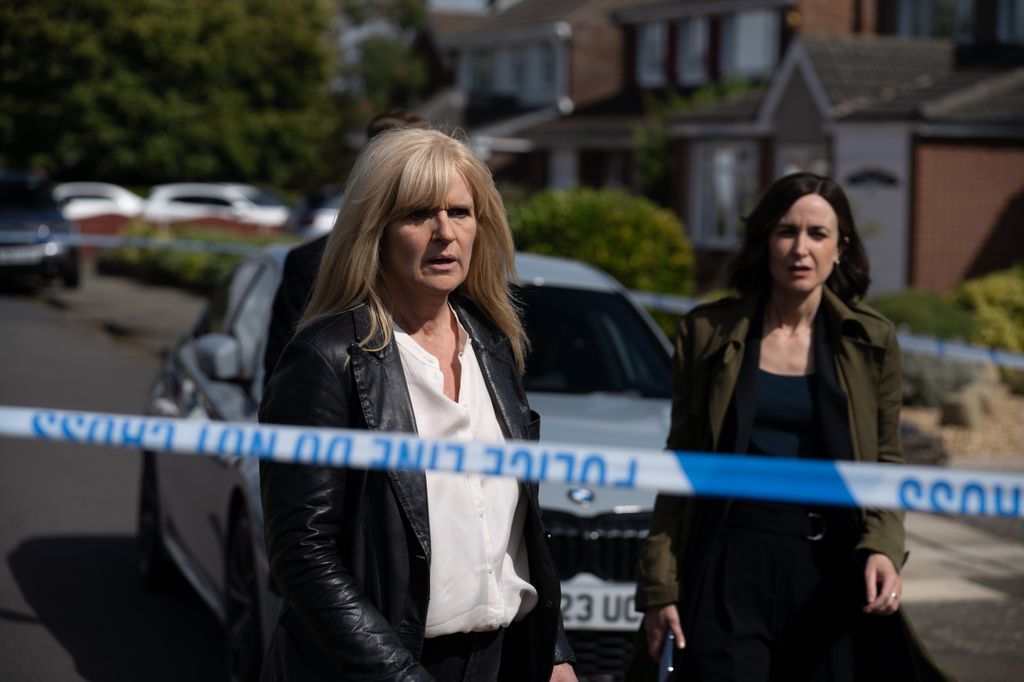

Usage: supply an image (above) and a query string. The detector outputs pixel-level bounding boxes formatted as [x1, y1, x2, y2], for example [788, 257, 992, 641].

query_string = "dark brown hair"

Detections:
[366, 108, 429, 139]
[728, 172, 870, 302]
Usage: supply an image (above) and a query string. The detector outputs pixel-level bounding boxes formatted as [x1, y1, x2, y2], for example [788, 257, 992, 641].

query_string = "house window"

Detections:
[720, 10, 780, 80]
[472, 51, 494, 95]
[998, 0, 1024, 42]
[511, 49, 528, 92]
[492, 48, 511, 94]
[636, 23, 667, 87]
[676, 17, 708, 86]
[457, 52, 474, 92]
[692, 140, 760, 248]
[953, 0, 975, 42]
[881, 0, 958, 38]
[540, 42, 556, 88]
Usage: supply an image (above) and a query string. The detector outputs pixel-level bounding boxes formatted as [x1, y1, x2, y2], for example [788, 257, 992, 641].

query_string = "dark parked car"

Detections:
[0, 171, 81, 288]
[138, 246, 672, 681]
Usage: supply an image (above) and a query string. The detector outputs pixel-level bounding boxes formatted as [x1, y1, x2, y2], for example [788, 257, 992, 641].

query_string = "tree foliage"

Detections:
[334, 0, 428, 141]
[508, 187, 695, 296]
[0, 0, 337, 188]
[633, 80, 753, 206]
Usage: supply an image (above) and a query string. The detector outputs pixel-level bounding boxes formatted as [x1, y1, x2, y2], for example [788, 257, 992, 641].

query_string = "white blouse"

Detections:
[392, 317, 537, 638]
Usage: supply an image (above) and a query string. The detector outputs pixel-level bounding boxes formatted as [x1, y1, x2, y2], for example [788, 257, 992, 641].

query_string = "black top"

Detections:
[748, 369, 820, 458]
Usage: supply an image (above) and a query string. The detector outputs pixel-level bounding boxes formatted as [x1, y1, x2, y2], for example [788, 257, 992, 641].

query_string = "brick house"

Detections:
[444, 0, 901, 189]
[438, 0, 627, 172]
[669, 27, 1024, 293]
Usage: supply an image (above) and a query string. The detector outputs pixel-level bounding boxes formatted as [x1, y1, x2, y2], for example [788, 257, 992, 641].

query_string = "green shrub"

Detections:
[508, 187, 694, 296]
[954, 266, 1024, 352]
[97, 222, 297, 293]
[867, 289, 975, 340]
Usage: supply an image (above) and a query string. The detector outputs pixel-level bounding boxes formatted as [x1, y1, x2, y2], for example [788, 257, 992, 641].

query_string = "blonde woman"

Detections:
[259, 129, 576, 681]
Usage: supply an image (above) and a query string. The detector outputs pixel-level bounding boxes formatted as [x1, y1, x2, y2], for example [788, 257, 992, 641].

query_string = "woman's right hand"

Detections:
[644, 604, 685, 661]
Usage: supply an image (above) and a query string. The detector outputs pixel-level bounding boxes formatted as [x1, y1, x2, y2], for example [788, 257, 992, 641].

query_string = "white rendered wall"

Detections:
[831, 124, 912, 295]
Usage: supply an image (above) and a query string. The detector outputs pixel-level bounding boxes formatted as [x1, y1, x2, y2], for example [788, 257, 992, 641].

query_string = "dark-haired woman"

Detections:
[630, 173, 950, 681]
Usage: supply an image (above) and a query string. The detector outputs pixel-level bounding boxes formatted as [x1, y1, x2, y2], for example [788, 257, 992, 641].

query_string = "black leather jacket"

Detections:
[258, 294, 573, 681]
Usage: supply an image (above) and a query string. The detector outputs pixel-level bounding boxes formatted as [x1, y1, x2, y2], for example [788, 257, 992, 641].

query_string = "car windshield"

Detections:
[518, 285, 672, 398]
[0, 177, 56, 210]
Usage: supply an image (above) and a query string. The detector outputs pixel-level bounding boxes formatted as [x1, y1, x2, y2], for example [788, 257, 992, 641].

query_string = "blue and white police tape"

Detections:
[628, 290, 1024, 371]
[1, 405, 1020, 519]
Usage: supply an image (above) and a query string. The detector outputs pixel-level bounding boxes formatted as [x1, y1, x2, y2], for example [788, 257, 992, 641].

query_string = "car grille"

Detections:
[545, 511, 650, 581]
[569, 630, 637, 682]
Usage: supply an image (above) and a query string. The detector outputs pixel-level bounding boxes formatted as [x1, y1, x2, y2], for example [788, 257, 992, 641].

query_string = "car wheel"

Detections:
[225, 507, 263, 682]
[137, 453, 177, 588]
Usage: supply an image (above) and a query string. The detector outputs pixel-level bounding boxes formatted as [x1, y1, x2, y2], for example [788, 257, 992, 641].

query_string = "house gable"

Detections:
[756, 39, 831, 128]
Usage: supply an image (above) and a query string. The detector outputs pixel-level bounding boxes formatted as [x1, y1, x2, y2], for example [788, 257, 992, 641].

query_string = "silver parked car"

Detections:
[143, 183, 290, 230]
[138, 246, 671, 681]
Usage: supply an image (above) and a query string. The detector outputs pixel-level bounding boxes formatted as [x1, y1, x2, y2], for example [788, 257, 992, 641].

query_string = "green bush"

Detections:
[508, 187, 694, 296]
[954, 266, 1024, 352]
[867, 289, 975, 340]
[97, 222, 297, 293]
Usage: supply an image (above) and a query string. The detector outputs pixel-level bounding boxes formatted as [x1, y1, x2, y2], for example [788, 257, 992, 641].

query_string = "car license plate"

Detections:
[560, 579, 643, 631]
[0, 244, 46, 265]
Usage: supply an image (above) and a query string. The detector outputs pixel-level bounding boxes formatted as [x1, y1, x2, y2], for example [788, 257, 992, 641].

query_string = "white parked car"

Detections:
[53, 181, 145, 220]
[138, 246, 671, 681]
[143, 183, 290, 229]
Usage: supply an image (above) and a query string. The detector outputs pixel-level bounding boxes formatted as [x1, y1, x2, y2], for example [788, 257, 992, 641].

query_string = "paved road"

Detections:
[2, 269, 1023, 681]
[0, 287, 222, 681]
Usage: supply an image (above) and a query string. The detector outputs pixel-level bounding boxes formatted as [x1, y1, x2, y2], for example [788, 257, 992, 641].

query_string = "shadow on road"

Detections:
[9, 535, 224, 681]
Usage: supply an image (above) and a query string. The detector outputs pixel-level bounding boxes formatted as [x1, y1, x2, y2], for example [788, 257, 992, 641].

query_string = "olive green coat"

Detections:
[631, 287, 953, 681]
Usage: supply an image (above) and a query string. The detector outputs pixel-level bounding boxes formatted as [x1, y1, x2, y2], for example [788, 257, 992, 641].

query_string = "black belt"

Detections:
[724, 502, 827, 541]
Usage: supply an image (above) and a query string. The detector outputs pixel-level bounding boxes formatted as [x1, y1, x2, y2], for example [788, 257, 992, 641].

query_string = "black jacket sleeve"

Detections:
[259, 338, 432, 681]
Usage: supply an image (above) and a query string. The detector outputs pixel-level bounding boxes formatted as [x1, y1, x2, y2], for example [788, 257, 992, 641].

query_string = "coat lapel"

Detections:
[347, 306, 431, 560]
[813, 307, 854, 461]
[706, 298, 758, 451]
[452, 294, 529, 440]
[822, 287, 887, 462]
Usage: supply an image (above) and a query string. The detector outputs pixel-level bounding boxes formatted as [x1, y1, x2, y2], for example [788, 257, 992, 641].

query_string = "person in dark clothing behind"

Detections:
[263, 109, 429, 383]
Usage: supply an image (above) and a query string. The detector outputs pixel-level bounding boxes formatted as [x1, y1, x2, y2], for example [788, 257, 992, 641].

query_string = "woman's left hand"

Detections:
[550, 662, 578, 682]
[863, 552, 902, 616]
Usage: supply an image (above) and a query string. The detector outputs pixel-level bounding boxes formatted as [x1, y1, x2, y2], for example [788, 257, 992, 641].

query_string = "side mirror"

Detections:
[195, 333, 242, 380]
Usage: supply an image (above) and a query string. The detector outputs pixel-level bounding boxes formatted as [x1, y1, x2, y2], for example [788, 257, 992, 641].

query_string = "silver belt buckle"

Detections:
[806, 512, 826, 541]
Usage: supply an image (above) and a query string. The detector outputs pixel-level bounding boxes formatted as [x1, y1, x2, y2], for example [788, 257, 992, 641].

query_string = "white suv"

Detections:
[143, 183, 289, 230]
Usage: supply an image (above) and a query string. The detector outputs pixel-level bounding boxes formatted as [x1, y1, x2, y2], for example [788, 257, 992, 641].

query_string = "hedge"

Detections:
[507, 187, 694, 296]
[96, 223, 298, 294]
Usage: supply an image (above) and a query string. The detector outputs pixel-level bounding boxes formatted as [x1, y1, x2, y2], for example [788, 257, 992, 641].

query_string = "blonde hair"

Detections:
[301, 128, 528, 373]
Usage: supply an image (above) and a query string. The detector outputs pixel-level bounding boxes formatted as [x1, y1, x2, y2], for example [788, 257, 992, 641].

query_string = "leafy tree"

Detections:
[0, 0, 337, 188]
[633, 80, 752, 206]
[333, 0, 429, 142]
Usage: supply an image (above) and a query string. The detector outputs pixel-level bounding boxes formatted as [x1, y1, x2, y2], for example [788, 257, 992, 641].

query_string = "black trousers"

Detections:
[678, 503, 863, 682]
[420, 628, 505, 682]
